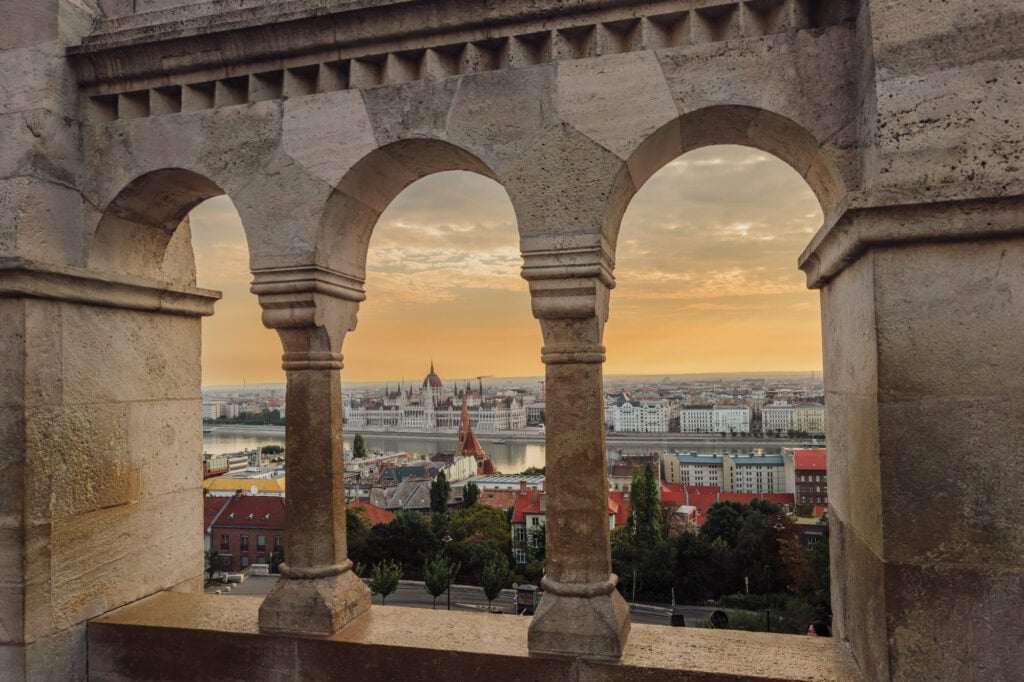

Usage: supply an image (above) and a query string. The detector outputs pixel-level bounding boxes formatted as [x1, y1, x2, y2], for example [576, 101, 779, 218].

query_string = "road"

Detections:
[208, 576, 716, 627]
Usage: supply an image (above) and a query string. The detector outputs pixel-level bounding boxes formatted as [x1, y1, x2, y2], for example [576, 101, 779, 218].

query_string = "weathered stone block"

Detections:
[281, 90, 378, 190]
[60, 305, 201, 404]
[0, 578, 25, 644]
[126, 399, 203, 498]
[24, 403, 133, 523]
[820, 253, 878, 397]
[885, 562, 1024, 682]
[821, 391, 881, 555]
[23, 299, 63, 408]
[502, 124, 629, 239]
[447, 64, 557, 175]
[0, 42, 74, 116]
[361, 76, 461, 147]
[48, 490, 201, 633]
[0, 177, 83, 266]
[869, 59, 1024, 205]
[0, 300, 26, 407]
[874, 239, 1024, 401]
[0, 109, 79, 186]
[877, 395, 1024, 566]
[829, 516, 888, 682]
[23, 623, 87, 681]
[556, 52, 677, 169]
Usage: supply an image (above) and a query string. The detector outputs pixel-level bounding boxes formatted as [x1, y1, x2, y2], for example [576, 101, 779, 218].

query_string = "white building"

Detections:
[723, 452, 794, 494]
[203, 402, 240, 420]
[662, 451, 795, 494]
[609, 399, 671, 433]
[762, 401, 795, 434]
[679, 406, 714, 433]
[344, 363, 527, 432]
[661, 452, 725, 487]
[712, 406, 750, 434]
[679, 405, 750, 434]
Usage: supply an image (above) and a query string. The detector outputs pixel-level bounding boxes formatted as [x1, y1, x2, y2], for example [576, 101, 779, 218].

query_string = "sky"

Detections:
[191, 145, 824, 386]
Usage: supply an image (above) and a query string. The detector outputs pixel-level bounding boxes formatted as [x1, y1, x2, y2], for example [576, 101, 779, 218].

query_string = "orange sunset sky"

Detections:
[191, 145, 824, 386]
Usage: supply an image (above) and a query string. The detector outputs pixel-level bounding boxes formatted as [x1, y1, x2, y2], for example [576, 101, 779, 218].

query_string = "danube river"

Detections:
[202, 431, 790, 474]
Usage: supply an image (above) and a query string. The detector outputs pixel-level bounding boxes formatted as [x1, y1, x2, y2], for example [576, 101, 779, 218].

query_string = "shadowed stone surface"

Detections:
[89, 592, 862, 681]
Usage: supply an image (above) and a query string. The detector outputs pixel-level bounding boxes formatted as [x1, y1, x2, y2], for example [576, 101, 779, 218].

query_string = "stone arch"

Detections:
[607, 105, 850, 253]
[88, 168, 228, 285]
[314, 137, 506, 279]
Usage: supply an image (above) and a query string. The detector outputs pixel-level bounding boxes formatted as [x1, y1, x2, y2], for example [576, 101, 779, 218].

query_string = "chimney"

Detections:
[519, 479, 528, 494]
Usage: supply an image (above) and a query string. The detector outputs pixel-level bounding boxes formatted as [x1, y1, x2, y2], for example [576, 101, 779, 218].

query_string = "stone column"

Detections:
[801, 199, 1024, 680]
[521, 236, 630, 661]
[252, 266, 370, 636]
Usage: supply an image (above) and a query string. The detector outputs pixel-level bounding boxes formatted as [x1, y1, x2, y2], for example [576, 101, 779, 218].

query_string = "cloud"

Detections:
[189, 147, 826, 383]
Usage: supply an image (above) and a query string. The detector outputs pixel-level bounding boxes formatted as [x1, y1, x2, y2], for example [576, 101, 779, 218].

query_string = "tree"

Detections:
[463, 481, 480, 507]
[519, 466, 545, 476]
[346, 505, 369, 557]
[423, 553, 460, 609]
[353, 510, 438, 579]
[481, 559, 510, 609]
[204, 547, 221, 581]
[430, 470, 451, 514]
[370, 560, 402, 605]
[269, 548, 285, 574]
[353, 434, 367, 459]
[261, 444, 284, 455]
[626, 464, 662, 548]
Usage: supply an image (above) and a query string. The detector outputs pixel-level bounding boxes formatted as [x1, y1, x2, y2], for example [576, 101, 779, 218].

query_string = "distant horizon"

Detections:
[192, 146, 824, 385]
[202, 369, 824, 391]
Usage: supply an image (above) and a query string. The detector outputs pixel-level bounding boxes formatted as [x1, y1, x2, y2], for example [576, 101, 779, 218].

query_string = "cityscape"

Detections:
[201, 363, 832, 633]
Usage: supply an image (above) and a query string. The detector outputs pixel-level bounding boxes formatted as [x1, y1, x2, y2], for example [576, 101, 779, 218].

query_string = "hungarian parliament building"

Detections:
[343, 363, 528, 433]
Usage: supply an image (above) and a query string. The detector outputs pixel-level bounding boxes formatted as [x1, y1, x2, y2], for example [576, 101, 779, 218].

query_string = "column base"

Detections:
[258, 564, 371, 636]
[527, 577, 631, 662]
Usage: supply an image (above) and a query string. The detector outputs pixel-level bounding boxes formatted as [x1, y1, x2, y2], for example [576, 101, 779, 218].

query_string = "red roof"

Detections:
[794, 449, 827, 471]
[813, 505, 829, 517]
[348, 500, 397, 526]
[478, 489, 519, 511]
[204, 496, 230, 530]
[660, 483, 720, 507]
[511, 489, 627, 526]
[662, 486, 794, 526]
[607, 490, 631, 527]
[212, 495, 286, 530]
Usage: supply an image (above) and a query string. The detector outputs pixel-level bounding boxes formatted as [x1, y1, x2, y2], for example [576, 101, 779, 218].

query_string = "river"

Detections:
[202, 431, 790, 474]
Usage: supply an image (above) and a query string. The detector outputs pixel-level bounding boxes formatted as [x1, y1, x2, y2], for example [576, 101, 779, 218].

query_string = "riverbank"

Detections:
[205, 424, 820, 450]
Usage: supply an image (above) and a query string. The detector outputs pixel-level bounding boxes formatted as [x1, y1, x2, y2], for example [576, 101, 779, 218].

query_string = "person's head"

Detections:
[807, 621, 832, 637]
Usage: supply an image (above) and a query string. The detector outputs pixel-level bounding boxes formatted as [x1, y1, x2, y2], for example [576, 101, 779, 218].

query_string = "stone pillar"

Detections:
[252, 266, 371, 636]
[802, 199, 1024, 680]
[521, 236, 630, 661]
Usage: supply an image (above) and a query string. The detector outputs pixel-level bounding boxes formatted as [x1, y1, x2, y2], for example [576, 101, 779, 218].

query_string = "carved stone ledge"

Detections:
[799, 196, 1024, 289]
[251, 264, 365, 332]
[0, 257, 220, 316]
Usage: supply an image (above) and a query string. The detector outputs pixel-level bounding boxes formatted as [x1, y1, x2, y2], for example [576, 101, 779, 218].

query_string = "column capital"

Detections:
[251, 264, 364, 362]
[522, 234, 614, 360]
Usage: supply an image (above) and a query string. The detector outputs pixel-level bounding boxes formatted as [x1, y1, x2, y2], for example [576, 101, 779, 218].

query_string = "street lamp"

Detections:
[764, 563, 772, 632]
[442, 532, 453, 611]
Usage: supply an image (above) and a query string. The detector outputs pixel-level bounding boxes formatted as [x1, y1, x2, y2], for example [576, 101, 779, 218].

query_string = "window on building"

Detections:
[240, 556, 249, 568]
[240, 534, 249, 551]
[220, 534, 229, 550]
[257, 535, 266, 551]
[257, 556, 265, 564]
[273, 535, 282, 550]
